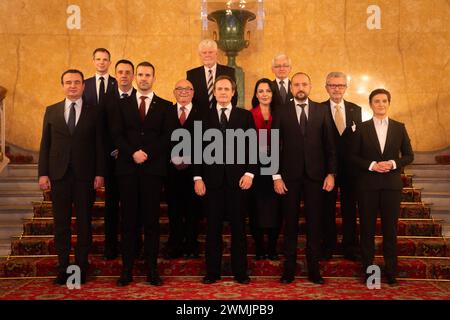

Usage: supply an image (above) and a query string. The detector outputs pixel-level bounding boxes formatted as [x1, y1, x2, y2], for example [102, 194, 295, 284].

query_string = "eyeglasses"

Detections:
[273, 65, 291, 69]
[175, 87, 193, 92]
[326, 84, 347, 89]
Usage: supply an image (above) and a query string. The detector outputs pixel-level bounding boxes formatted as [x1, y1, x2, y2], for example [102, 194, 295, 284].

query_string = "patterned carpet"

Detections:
[0, 277, 449, 300]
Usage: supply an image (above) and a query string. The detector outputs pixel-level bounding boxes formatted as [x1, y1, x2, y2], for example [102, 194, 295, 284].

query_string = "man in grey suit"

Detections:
[38, 69, 105, 285]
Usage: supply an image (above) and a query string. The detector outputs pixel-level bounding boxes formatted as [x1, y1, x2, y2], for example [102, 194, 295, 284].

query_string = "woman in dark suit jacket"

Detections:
[249, 78, 281, 260]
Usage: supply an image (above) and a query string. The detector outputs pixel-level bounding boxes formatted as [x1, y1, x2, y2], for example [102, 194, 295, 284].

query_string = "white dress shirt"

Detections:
[178, 102, 193, 120]
[276, 77, 289, 92]
[330, 100, 347, 127]
[273, 98, 309, 181]
[194, 102, 254, 181]
[136, 91, 154, 116]
[95, 73, 110, 99]
[368, 117, 397, 171]
[64, 98, 83, 125]
[118, 87, 134, 98]
[204, 64, 217, 83]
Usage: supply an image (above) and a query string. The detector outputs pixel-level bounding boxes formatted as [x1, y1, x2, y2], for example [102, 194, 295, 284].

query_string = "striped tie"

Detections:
[207, 69, 214, 109]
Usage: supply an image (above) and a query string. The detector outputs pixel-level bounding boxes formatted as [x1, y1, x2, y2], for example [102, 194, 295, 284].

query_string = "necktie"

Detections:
[334, 104, 345, 135]
[279, 80, 287, 104]
[298, 103, 307, 136]
[99, 76, 105, 105]
[207, 69, 214, 109]
[139, 96, 147, 122]
[220, 107, 228, 131]
[67, 102, 76, 135]
[121, 93, 128, 99]
[179, 106, 186, 126]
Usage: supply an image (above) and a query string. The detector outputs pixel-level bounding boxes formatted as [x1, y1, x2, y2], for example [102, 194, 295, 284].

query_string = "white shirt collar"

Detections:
[276, 77, 288, 87]
[330, 99, 344, 109]
[118, 87, 134, 97]
[95, 73, 110, 82]
[216, 102, 232, 112]
[177, 102, 192, 112]
[65, 97, 83, 108]
[294, 98, 309, 106]
[373, 117, 389, 126]
[204, 64, 217, 73]
[136, 91, 154, 102]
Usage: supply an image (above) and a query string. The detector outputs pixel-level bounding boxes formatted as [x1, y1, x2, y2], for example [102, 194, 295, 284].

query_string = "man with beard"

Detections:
[272, 72, 337, 285]
[112, 61, 173, 287]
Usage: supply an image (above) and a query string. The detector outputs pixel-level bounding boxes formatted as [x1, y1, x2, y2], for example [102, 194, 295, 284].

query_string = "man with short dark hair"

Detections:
[350, 88, 413, 285]
[194, 75, 256, 285]
[102, 59, 137, 260]
[83, 48, 116, 107]
[113, 61, 173, 287]
[38, 69, 105, 285]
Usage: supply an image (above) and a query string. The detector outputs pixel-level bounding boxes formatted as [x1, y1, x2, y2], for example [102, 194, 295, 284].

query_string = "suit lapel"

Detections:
[56, 100, 71, 135]
[287, 101, 299, 128]
[383, 119, 394, 156]
[73, 103, 89, 135]
[367, 120, 383, 156]
[344, 100, 354, 127]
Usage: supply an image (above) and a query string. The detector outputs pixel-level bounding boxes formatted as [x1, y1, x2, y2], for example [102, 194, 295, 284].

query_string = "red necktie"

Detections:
[139, 96, 147, 122]
[179, 106, 186, 126]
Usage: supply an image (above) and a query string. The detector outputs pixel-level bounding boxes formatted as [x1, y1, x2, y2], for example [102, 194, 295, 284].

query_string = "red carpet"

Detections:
[0, 277, 448, 300]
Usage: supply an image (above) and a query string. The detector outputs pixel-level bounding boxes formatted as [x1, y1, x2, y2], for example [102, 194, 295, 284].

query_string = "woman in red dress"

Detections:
[249, 78, 281, 260]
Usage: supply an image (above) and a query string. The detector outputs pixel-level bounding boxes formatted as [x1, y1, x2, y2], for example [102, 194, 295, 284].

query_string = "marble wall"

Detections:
[0, 0, 449, 151]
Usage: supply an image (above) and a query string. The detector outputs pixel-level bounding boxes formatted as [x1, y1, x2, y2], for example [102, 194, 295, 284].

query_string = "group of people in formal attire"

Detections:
[37, 39, 414, 288]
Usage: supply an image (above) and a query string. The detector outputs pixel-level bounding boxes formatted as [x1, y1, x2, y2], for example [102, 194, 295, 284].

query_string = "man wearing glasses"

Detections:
[321, 72, 362, 262]
[165, 80, 202, 259]
[271, 54, 293, 108]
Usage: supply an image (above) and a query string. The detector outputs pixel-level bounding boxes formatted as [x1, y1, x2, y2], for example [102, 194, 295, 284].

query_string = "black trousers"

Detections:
[51, 168, 94, 273]
[204, 184, 248, 278]
[104, 158, 120, 254]
[323, 182, 358, 255]
[118, 174, 162, 272]
[281, 178, 323, 276]
[358, 189, 401, 277]
[166, 166, 201, 253]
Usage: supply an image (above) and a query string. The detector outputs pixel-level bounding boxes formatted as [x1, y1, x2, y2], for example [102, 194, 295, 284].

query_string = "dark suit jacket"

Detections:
[83, 75, 116, 107]
[112, 92, 173, 177]
[187, 64, 237, 114]
[272, 99, 337, 182]
[168, 103, 202, 169]
[193, 106, 257, 189]
[350, 118, 414, 190]
[38, 100, 105, 181]
[322, 99, 362, 185]
[271, 79, 293, 108]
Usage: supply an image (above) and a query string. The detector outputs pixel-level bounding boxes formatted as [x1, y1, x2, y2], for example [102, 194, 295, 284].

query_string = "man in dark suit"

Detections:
[271, 54, 293, 108]
[350, 88, 414, 285]
[272, 72, 337, 285]
[165, 79, 202, 259]
[38, 69, 105, 285]
[321, 72, 362, 261]
[83, 48, 116, 107]
[187, 39, 237, 115]
[112, 61, 173, 287]
[194, 75, 256, 285]
[102, 59, 137, 260]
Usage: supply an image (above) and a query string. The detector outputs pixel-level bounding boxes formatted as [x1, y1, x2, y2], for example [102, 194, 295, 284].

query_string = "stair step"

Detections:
[413, 177, 450, 192]
[422, 192, 450, 207]
[19, 217, 444, 237]
[0, 164, 38, 178]
[8, 234, 448, 257]
[1, 255, 448, 280]
[406, 164, 450, 178]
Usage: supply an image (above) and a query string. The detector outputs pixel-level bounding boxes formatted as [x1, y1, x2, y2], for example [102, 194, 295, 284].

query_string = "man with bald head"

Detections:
[272, 72, 337, 285]
[187, 39, 237, 115]
[271, 54, 293, 108]
[166, 79, 203, 259]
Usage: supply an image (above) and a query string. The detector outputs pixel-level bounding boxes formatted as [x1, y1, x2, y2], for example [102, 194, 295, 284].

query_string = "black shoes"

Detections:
[280, 273, 295, 284]
[386, 275, 398, 286]
[308, 273, 325, 285]
[202, 275, 221, 284]
[234, 276, 251, 285]
[117, 272, 133, 287]
[54, 272, 69, 285]
[147, 271, 163, 286]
